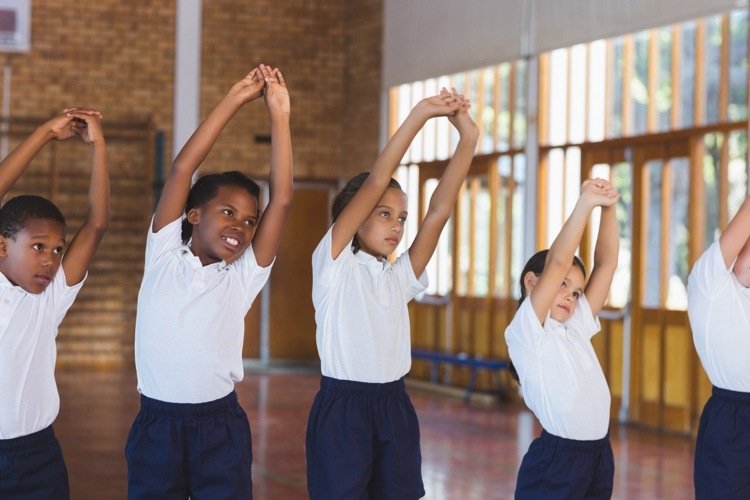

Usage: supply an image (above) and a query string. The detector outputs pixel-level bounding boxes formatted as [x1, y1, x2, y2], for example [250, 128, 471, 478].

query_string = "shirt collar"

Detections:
[0, 272, 13, 288]
[544, 312, 568, 335]
[354, 249, 388, 271]
[179, 245, 231, 272]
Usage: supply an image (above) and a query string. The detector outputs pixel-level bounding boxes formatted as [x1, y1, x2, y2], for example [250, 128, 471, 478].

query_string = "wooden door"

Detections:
[243, 183, 334, 361]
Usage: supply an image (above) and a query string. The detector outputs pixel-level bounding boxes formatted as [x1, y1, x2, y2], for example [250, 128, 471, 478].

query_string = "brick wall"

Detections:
[0, 0, 384, 367]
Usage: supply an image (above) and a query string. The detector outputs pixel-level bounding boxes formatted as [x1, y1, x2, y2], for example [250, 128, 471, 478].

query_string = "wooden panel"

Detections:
[641, 323, 662, 403]
[664, 325, 690, 407]
[267, 186, 331, 360]
[608, 321, 624, 399]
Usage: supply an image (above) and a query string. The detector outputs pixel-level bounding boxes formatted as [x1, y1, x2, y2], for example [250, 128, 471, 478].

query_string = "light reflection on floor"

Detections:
[56, 369, 694, 500]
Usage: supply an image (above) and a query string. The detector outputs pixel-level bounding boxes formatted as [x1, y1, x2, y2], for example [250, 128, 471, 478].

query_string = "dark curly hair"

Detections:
[0, 195, 66, 239]
[509, 249, 587, 384]
[181, 171, 260, 244]
[331, 172, 403, 253]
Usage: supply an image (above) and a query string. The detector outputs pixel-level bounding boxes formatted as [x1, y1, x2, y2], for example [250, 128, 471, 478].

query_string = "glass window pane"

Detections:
[480, 67, 496, 154]
[611, 163, 633, 308]
[409, 82, 425, 163]
[422, 79, 438, 162]
[474, 177, 491, 297]
[703, 133, 722, 246]
[729, 9, 748, 121]
[680, 21, 696, 127]
[497, 63, 511, 150]
[611, 39, 625, 137]
[397, 84, 412, 163]
[511, 154, 526, 299]
[424, 178, 453, 295]
[495, 157, 511, 297]
[546, 149, 565, 245]
[569, 45, 587, 143]
[643, 160, 663, 307]
[728, 131, 749, 220]
[632, 31, 649, 134]
[657, 28, 673, 131]
[565, 147, 582, 218]
[588, 40, 607, 141]
[548, 50, 568, 145]
[435, 76, 452, 160]
[513, 59, 528, 149]
[703, 16, 722, 124]
[666, 158, 690, 311]
[457, 185, 470, 296]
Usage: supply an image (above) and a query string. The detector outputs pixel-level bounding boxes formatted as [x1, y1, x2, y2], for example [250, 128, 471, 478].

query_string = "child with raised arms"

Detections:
[504, 178, 619, 499]
[306, 88, 478, 499]
[125, 64, 291, 499]
[688, 196, 750, 499]
[0, 108, 109, 499]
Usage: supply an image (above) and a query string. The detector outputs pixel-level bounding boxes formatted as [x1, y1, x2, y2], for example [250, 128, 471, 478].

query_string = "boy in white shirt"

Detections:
[0, 109, 109, 499]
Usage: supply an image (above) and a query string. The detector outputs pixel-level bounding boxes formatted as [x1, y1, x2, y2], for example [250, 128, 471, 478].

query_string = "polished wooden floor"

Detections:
[55, 368, 695, 499]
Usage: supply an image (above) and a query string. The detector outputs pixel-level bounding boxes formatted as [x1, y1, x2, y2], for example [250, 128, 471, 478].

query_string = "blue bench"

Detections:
[411, 349, 509, 401]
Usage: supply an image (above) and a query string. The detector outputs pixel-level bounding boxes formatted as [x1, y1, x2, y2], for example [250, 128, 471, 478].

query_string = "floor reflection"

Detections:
[55, 369, 694, 499]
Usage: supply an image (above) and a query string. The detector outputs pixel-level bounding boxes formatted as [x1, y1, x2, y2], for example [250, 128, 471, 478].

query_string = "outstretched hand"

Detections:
[581, 178, 619, 207]
[260, 64, 290, 116]
[416, 88, 461, 118]
[227, 67, 266, 104]
[64, 107, 104, 145]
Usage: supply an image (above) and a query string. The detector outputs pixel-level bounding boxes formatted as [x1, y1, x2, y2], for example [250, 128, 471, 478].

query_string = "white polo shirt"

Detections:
[0, 266, 84, 439]
[312, 227, 428, 383]
[688, 241, 750, 392]
[504, 295, 610, 440]
[134, 216, 272, 403]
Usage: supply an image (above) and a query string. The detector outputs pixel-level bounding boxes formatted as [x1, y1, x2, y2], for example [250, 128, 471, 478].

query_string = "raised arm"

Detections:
[529, 179, 619, 323]
[584, 203, 619, 315]
[408, 91, 478, 276]
[252, 66, 292, 267]
[330, 90, 460, 259]
[153, 67, 265, 232]
[0, 113, 78, 200]
[61, 109, 110, 285]
[717, 197, 750, 268]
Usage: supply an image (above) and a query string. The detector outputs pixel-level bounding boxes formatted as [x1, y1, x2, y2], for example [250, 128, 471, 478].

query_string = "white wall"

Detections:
[383, 0, 745, 88]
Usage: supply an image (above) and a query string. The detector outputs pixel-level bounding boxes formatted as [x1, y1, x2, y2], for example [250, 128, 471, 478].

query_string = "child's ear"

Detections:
[523, 271, 538, 293]
[186, 207, 201, 225]
[0, 235, 7, 258]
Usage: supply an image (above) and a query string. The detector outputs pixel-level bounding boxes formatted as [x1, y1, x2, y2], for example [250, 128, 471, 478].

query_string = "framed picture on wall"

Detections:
[0, 0, 29, 52]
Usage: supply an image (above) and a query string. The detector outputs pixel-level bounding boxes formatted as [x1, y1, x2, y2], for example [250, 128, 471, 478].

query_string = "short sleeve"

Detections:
[144, 215, 183, 270]
[232, 244, 273, 303]
[393, 251, 428, 301]
[688, 241, 732, 301]
[312, 226, 353, 294]
[50, 265, 86, 330]
[505, 299, 547, 349]
[564, 293, 601, 340]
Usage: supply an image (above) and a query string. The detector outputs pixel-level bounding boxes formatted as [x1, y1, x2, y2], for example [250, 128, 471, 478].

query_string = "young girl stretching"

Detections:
[306, 88, 478, 499]
[688, 196, 750, 499]
[505, 178, 620, 499]
[125, 65, 291, 499]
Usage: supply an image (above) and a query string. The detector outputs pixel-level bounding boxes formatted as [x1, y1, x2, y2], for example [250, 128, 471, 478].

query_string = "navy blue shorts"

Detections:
[125, 390, 253, 500]
[694, 386, 750, 499]
[0, 425, 70, 500]
[515, 429, 614, 500]
[306, 376, 425, 500]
